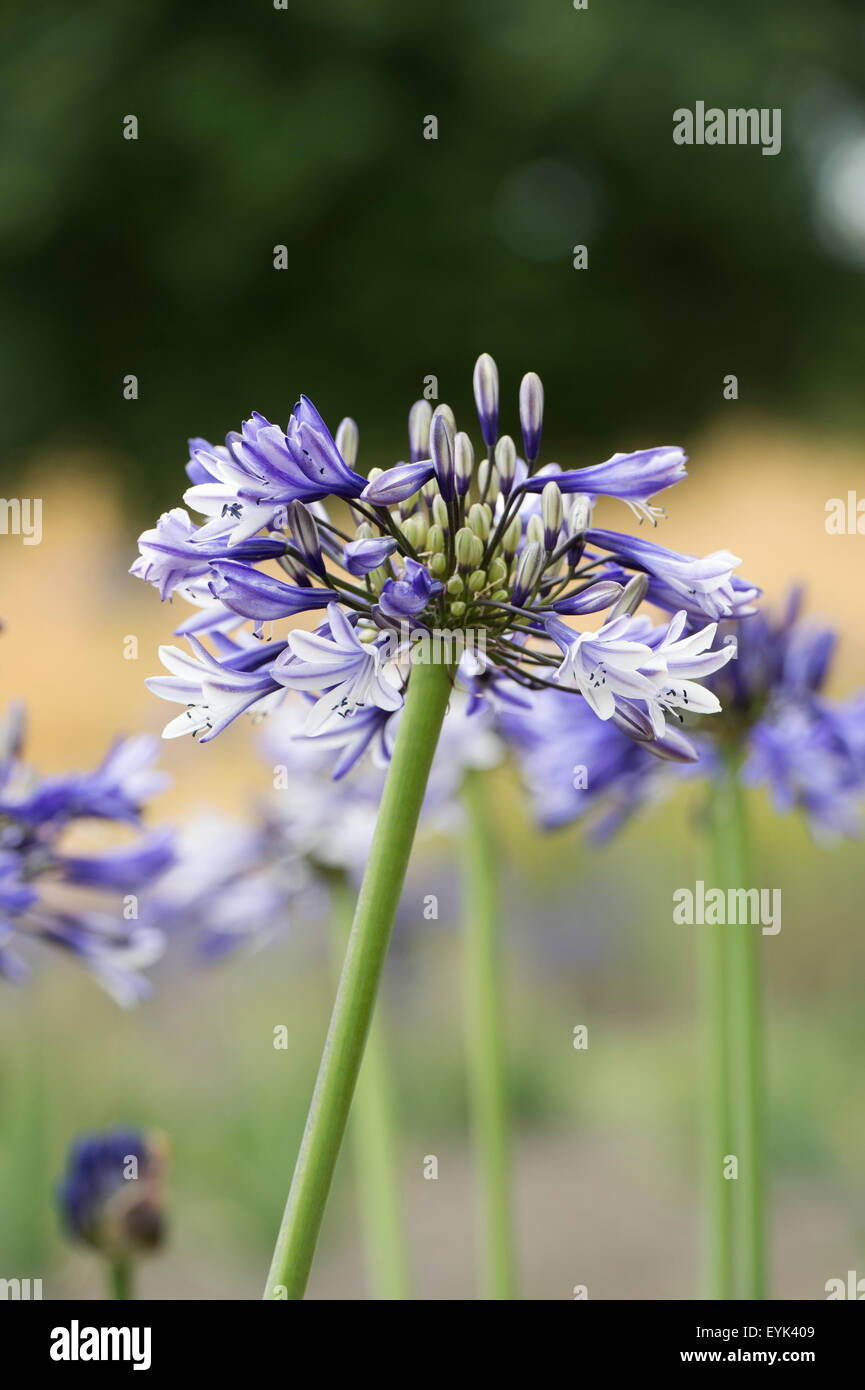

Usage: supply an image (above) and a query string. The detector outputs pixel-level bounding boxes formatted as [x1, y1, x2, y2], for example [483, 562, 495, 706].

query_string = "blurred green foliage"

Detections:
[2, 0, 865, 510]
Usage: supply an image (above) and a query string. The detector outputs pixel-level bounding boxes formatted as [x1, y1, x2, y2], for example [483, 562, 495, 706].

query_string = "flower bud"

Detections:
[468, 502, 491, 540]
[408, 400, 432, 462]
[401, 514, 428, 552]
[567, 493, 592, 536]
[502, 516, 522, 558]
[519, 371, 544, 466]
[429, 553, 448, 578]
[427, 523, 446, 554]
[58, 1128, 168, 1260]
[494, 435, 517, 497]
[608, 572, 649, 619]
[488, 556, 507, 585]
[455, 527, 475, 571]
[468, 569, 487, 593]
[450, 600, 467, 619]
[541, 481, 563, 552]
[454, 432, 474, 497]
[287, 500, 325, 576]
[432, 495, 449, 532]
[511, 539, 545, 607]
[470, 534, 485, 568]
[335, 417, 359, 469]
[472, 352, 499, 447]
[526, 513, 544, 547]
[447, 574, 464, 598]
[430, 412, 455, 502]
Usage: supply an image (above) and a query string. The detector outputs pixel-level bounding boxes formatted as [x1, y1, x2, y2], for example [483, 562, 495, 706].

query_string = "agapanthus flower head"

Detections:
[0, 702, 174, 1000]
[58, 1128, 168, 1258]
[133, 356, 750, 769]
[505, 587, 865, 844]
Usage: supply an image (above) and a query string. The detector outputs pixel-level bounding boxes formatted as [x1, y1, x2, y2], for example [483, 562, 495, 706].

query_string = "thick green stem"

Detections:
[716, 751, 766, 1299]
[264, 658, 452, 1299]
[331, 877, 413, 1300]
[110, 1259, 132, 1300]
[461, 768, 517, 1300]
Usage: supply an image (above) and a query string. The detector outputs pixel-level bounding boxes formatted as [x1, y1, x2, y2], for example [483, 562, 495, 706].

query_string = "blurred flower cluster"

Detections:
[152, 692, 502, 961]
[0, 704, 174, 1002]
[504, 590, 865, 841]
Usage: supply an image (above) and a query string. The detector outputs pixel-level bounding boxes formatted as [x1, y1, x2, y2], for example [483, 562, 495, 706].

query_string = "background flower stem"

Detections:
[461, 767, 517, 1300]
[702, 791, 734, 1299]
[718, 750, 766, 1299]
[331, 874, 413, 1300]
[264, 657, 453, 1300]
[110, 1259, 131, 1300]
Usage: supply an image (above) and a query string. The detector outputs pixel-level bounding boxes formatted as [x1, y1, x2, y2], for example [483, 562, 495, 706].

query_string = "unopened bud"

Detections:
[511, 539, 544, 606]
[495, 435, 517, 497]
[408, 400, 432, 462]
[335, 417, 359, 469]
[287, 500, 324, 576]
[454, 432, 474, 497]
[519, 371, 544, 466]
[468, 502, 491, 540]
[608, 572, 649, 619]
[468, 569, 487, 593]
[432, 495, 449, 531]
[430, 412, 455, 502]
[502, 516, 523, 558]
[427, 523, 446, 553]
[455, 527, 475, 571]
[472, 352, 499, 447]
[541, 481, 563, 552]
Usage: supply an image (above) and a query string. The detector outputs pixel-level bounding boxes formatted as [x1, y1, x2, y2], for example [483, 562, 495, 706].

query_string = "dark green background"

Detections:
[2, 0, 864, 506]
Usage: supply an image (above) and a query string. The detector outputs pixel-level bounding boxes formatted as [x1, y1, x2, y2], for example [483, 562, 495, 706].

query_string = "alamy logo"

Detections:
[0, 498, 42, 545]
[0, 1277, 42, 1299]
[673, 102, 781, 157]
[825, 1271, 865, 1299]
[50, 1321, 152, 1371]
[673, 880, 781, 935]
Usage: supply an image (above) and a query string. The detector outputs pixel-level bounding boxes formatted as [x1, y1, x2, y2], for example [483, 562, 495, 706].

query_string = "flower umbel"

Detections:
[133, 356, 749, 761]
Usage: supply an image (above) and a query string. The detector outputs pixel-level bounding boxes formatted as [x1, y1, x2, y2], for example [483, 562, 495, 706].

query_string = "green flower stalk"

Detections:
[331, 875, 413, 1300]
[264, 657, 452, 1299]
[461, 768, 517, 1299]
[713, 750, 765, 1300]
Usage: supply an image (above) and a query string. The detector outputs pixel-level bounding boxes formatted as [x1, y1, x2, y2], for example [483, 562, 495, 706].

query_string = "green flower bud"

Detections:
[454, 432, 474, 497]
[470, 534, 485, 568]
[455, 527, 475, 571]
[354, 521, 374, 542]
[467, 569, 487, 593]
[494, 435, 517, 496]
[427, 523, 445, 554]
[335, 417, 359, 469]
[468, 502, 491, 540]
[511, 539, 544, 606]
[526, 513, 544, 547]
[488, 556, 507, 585]
[542, 480, 564, 550]
[401, 514, 427, 552]
[609, 572, 649, 619]
[502, 516, 522, 558]
[450, 600, 466, 619]
[432, 495, 449, 531]
[491, 589, 509, 603]
[429, 553, 448, 578]
[447, 574, 464, 598]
